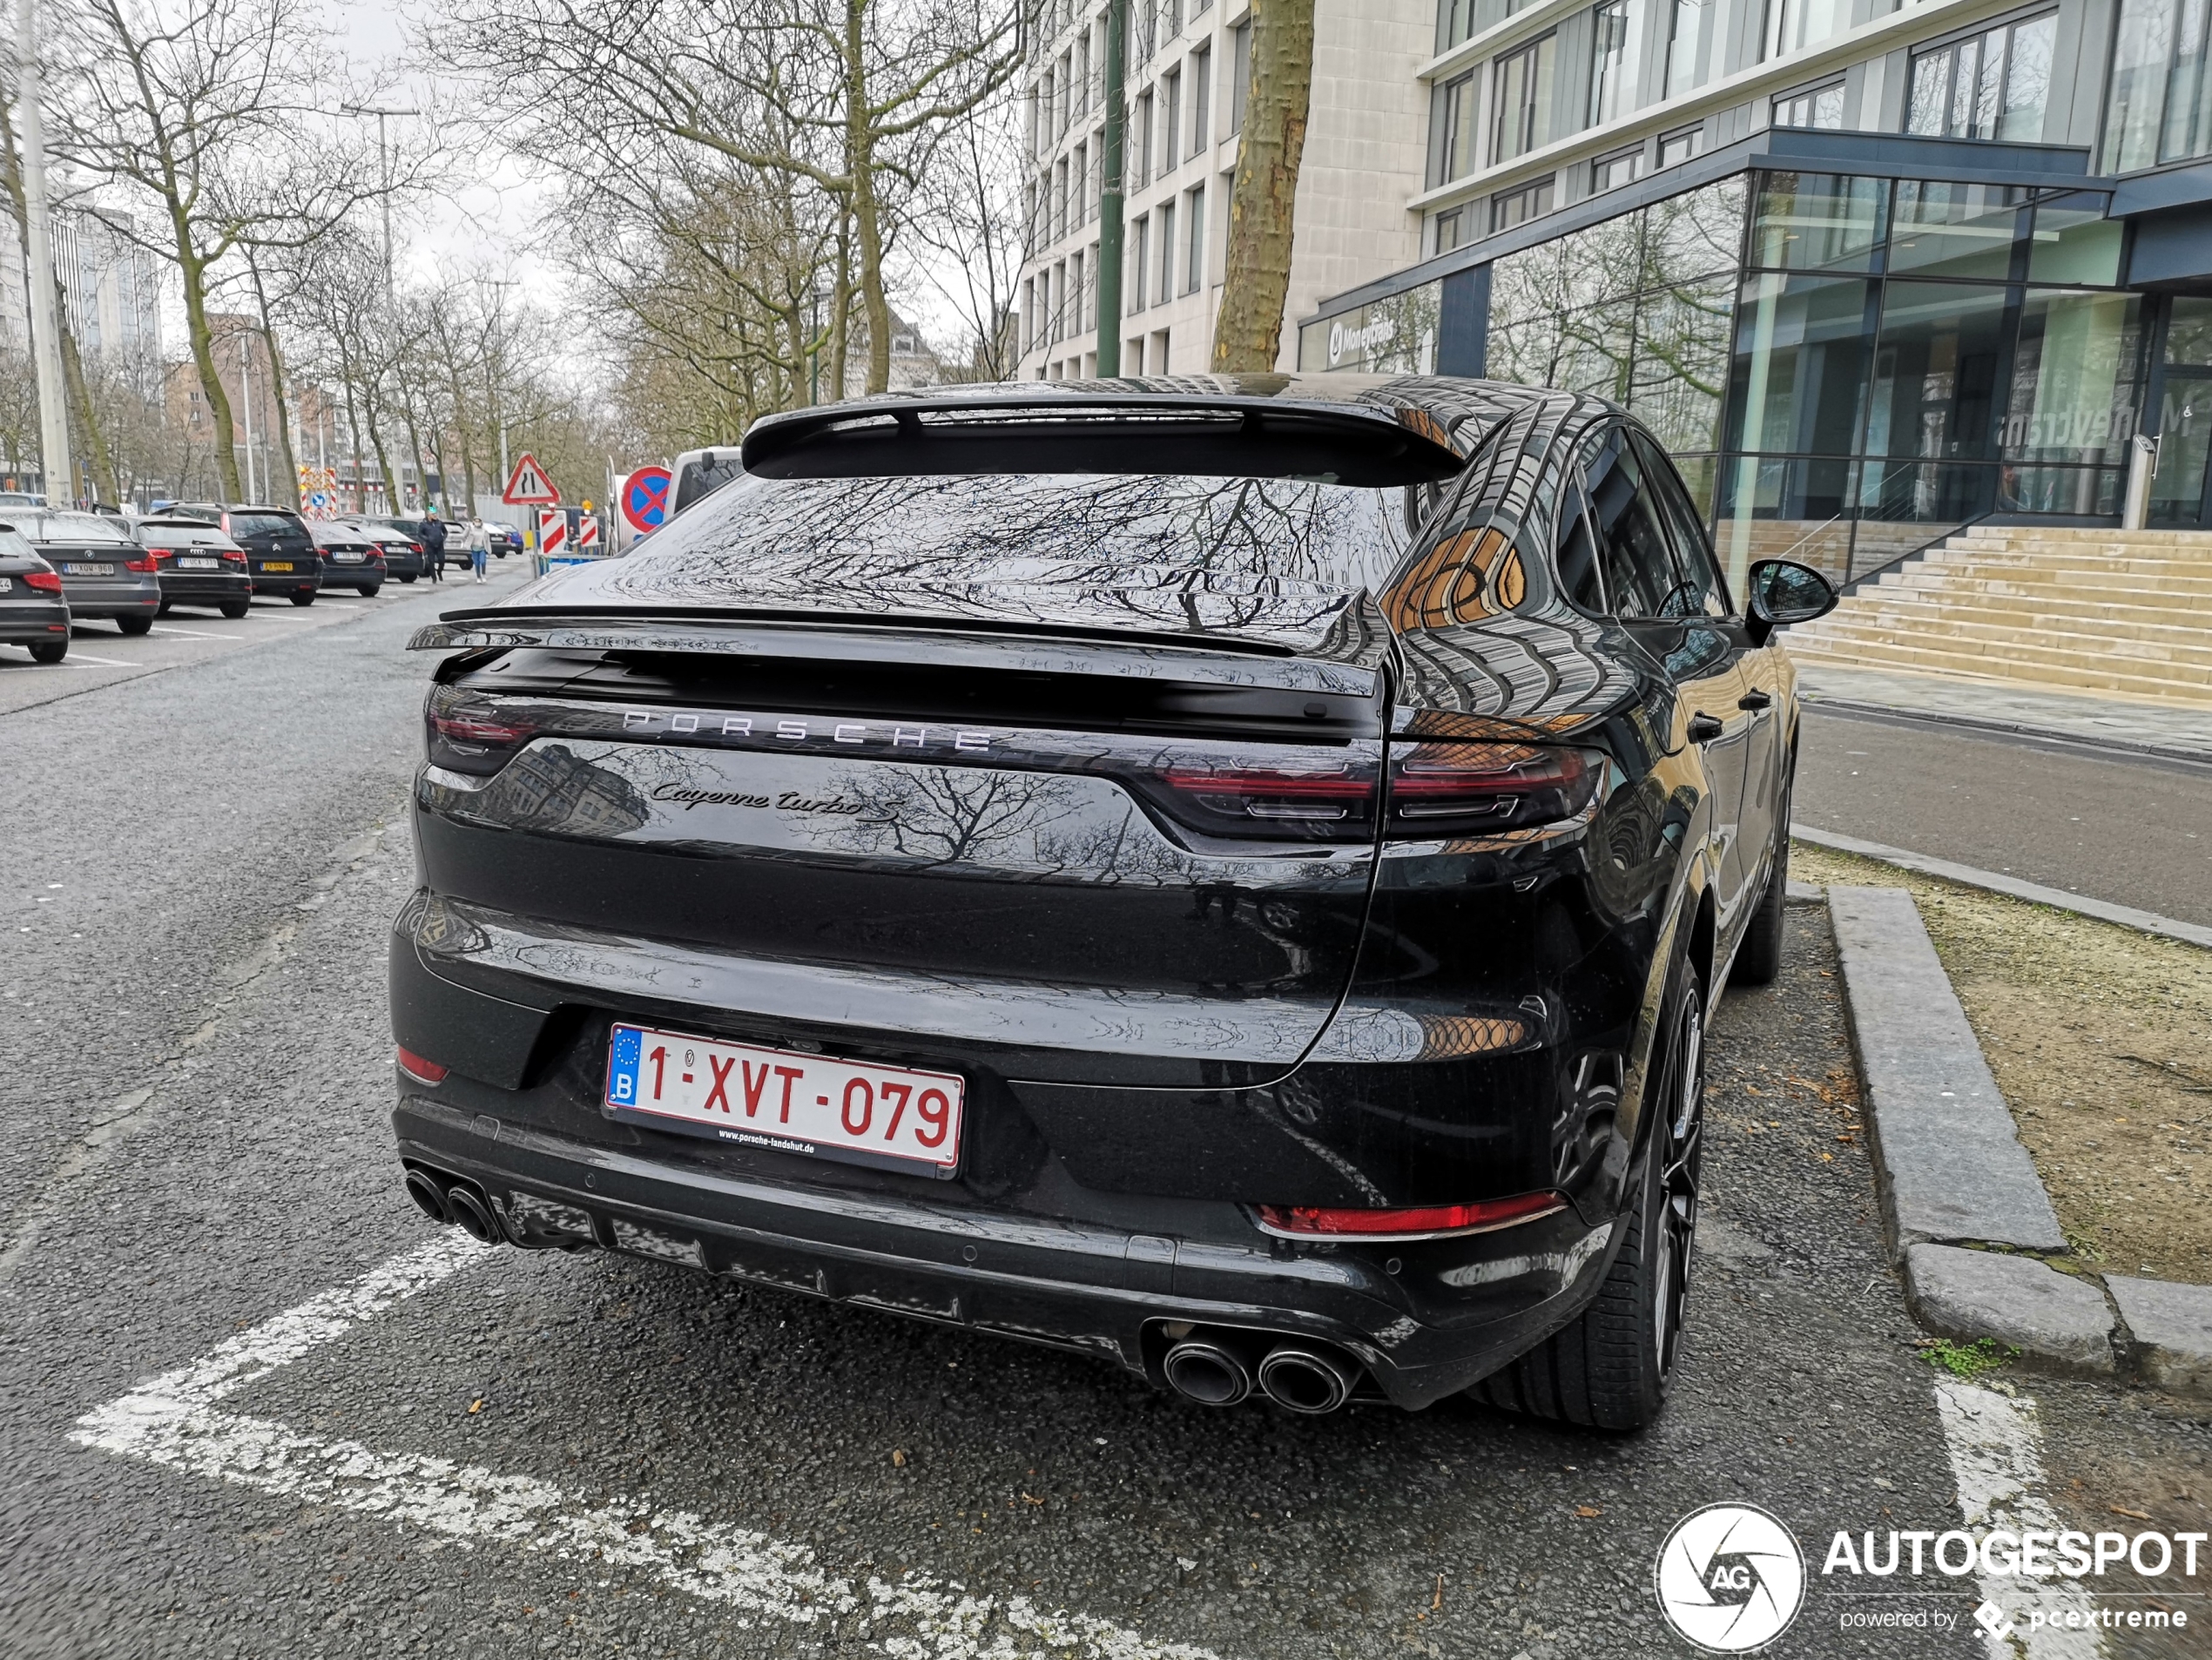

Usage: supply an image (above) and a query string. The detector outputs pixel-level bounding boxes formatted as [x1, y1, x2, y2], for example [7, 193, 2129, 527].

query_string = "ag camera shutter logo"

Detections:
[1655, 1503, 1806, 1651]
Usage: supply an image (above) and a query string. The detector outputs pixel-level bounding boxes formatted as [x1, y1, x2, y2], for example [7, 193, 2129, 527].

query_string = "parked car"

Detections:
[390, 378, 1840, 1431]
[169, 503, 321, 604]
[0, 490, 48, 509]
[355, 518, 432, 581]
[310, 520, 387, 597]
[671, 445, 743, 516]
[16, 509, 159, 633]
[0, 523, 70, 663]
[136, 516, 253, 617]
[487, 523, 523, 559]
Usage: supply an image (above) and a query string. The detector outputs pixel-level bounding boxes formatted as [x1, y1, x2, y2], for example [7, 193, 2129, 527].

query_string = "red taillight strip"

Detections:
[396, 1046, 448, 1083]
[1253, 1191, 1568, 1242]
[1160, 764, 1372, 799]
[430, 713, 533, 745]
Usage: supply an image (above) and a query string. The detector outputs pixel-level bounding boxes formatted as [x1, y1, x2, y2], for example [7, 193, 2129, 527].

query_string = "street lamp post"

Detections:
[340, 103, 417, 294]
[13, 0, 71, 506]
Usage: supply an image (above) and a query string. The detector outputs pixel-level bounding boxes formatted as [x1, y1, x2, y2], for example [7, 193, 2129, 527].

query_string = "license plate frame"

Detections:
[261, 561, 293, 572]
[603, 1022, 966, 1178]
[64, 562, 115, 577]
[176, 556, 219, 570]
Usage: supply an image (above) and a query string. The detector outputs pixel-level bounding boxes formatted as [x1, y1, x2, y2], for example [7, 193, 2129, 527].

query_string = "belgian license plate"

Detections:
[332, 552, 362, 563]
[177, 557, 219, 570]
[262, 561, 293, 572]
[0, 577, 10, 591]
[65, 562, 114, 576]
[604, 1022, 964, 1174]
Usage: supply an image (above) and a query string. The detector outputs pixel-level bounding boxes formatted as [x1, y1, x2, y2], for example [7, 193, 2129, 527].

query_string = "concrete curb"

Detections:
[1818, 882, 2212, 1394]
[1796, 826, 2212, 951]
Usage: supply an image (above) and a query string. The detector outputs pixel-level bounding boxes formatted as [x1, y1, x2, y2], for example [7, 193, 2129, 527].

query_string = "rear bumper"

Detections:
[395, 1091, 1620, 1409]
[0, 603, 70, 639]
[158, 572, 253, 602]
[58, 579, 158, 617]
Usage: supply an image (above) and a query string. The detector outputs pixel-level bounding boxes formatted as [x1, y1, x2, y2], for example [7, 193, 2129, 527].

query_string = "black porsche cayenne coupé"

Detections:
[389, 376, 1838, 1430]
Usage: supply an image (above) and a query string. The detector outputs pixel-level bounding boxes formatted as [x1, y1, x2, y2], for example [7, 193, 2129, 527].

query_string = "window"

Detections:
[1157, 199, 1177, 305]
[1190, 45, 1211, 152]
[1658, 125, 1703, 165]
[1592, 145, 1645, 192]
[1022, 278, 1035, 351]
[1076, 33, 1090, 118]
[1163, 0, 1181, 35]
[1439, 0, 1476, 52]
[1054, 158, 1069, 240]
[1163, 69, 1182, 168]
[1433, 71, 1479, 185]
[1764, 0, 1846, 59]
[1230, 23, 1251, 134]
[1134, 0, 1154, 64]
[1906, 12, 2055, 143]
[1664, 0, 1706, 98]
[1072, 141, 1089, 224]
[2101, 0, 2212, 171]
[1136, 91, 1154, 184]
[1494, 35, 1556, 165]
[1581, 429, 1679, 617]
[1773, 82, 1844, 129]
[1434, 207, 1467, 252]
[1589, 0, 1641, 128]
[1130, 217, 1148, 313]
[1631, 431, 1730, 614]
[1492, 176, 1555, 232]
[1186, 184, 1206, 291]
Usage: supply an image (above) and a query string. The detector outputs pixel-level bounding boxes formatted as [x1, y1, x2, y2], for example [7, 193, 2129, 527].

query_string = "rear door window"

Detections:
[1629, 431, 1730, 617]
[230, 511, 301, 538]
[1581, 428, 1676, 619]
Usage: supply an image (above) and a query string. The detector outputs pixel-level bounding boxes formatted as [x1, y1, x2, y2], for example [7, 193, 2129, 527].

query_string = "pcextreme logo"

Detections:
[1655, 1503, 1808, 1652]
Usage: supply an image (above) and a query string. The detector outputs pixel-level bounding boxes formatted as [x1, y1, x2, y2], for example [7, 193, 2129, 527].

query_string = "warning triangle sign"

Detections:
[502, 452, 559, 505]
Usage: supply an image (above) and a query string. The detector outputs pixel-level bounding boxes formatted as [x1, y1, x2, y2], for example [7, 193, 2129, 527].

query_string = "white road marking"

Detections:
[151, 625, 242, 640]
[1935, 1380, 2102, 1658]
[60, 652, 134, 666]
[72, 1237, 1214, 1660]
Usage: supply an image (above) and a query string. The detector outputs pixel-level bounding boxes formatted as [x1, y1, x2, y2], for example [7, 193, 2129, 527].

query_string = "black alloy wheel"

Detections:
[1465, 958, 1707, 1430]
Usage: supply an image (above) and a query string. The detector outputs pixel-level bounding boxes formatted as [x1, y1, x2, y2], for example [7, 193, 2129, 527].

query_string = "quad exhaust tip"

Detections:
[404, 1167, 504, 1245]
[1163, 1329, 1363, 1414]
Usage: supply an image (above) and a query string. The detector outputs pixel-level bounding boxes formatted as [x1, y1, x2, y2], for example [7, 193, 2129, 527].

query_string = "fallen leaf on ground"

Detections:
[2111, 1506, 2153, 1521]
[1575, 1505, 1602, 1519]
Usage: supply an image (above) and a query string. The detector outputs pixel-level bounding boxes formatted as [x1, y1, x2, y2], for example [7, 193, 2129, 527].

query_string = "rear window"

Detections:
[639, 470, 1417, 598]
[139, 524, 235, 550]
[231, 511, 301, 536]
[32, 512, 134, 544]
[0, 526, 33, 558]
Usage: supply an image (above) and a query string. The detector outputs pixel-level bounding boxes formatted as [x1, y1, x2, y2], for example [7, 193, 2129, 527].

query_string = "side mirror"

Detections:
[1744, 558, 1838, 645]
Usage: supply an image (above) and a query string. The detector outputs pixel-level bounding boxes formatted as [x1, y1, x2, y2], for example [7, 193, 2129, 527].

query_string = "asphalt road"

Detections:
[0, 596, 2203, 1657]
[1795, 707, 2212, 930]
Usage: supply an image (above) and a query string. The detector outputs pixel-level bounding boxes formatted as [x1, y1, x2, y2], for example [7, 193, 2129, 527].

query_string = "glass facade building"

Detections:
[1302, 0, 2212, 590]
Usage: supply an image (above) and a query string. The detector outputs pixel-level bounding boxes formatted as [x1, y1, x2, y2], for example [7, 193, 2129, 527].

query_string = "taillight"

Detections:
[1143, 742, 1602, 842]
[125, 550, 158, 571]
[1254, 1191, 1568, 1241]
[220, 549, 246, 564]
[424, 683, 538, 776]
[23, 569, 61, 593]
[396, 1046, 448, 1083]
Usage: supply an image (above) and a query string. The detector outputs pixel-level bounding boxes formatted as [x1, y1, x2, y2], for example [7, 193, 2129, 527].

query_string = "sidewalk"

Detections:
[1791, 661, 2212, 763]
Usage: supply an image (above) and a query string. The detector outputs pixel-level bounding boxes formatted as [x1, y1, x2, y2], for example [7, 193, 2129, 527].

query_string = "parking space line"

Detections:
[71, 1238, 1214, 1660]
[1935, 1380, 2102, 1657]
[60, 652, 134, 667]
[150, 626, 243, 640]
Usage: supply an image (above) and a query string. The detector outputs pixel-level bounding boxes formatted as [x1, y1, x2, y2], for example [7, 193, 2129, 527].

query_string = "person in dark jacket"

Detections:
[421, 511, 448, 582]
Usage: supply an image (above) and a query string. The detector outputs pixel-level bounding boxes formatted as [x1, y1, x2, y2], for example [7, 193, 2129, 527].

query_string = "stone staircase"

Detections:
[1783, 526, 2212, 707]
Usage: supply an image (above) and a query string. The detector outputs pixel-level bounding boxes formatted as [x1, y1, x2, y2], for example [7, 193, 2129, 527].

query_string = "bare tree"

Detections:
[54, 0, 421, 501]
[1211, 0, 1315, 373]
[901, 84, 1028, 381]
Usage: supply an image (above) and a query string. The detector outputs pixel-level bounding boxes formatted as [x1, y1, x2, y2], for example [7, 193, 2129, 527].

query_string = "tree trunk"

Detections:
[56, 326, 117, 503]
[364, 395, 399, 514]
[246, 263, 302, 509]
[1211, 0, 1316, 374]
[342, 383, 367, 515]
[173, 222, 245, 501]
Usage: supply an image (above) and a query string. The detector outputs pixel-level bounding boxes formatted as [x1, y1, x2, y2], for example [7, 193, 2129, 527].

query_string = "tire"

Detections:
[29, 639, 66, 665]
[157, 600, 172, 616]
[399, 573, 417, 584]
[359, 584, 381, 598]
[1466, 961, 1707, 1431]
[291, 590, 315, 607]
[116, 613, 153, 636]
[1730, 761, 1796, 989]
[219, 601, 248, 619]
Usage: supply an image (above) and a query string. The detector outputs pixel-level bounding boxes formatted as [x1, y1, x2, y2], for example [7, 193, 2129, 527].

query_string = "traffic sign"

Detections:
[621, 466, 673, 533]
[537, 508, 568, 557]
[577, 515, 601, 552]
[502, 452, 559, 505]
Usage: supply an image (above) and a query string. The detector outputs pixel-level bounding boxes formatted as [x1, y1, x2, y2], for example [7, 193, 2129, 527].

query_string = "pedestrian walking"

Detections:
[468, 516, 491, 583]
[421, 511, 448, 583]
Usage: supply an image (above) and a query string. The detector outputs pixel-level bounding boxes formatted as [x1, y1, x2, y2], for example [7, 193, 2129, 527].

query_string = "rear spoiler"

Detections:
[408, 610, 1384, 698]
